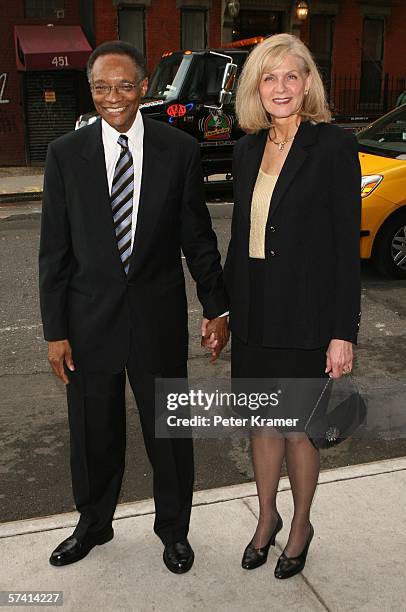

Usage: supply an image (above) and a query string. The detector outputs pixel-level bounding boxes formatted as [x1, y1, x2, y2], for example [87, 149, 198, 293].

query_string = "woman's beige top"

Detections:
[249, 169, 278, 259]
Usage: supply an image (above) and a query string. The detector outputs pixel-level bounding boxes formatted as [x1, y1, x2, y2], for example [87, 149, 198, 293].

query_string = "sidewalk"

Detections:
[0, 171, 232, 219]
[1, 457, 405, 611]
[0, 174, 43, 201]
[0, 173, 231, 204]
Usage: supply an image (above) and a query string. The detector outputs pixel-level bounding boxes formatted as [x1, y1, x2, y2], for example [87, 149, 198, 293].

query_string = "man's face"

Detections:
[90, 53, 148, 133]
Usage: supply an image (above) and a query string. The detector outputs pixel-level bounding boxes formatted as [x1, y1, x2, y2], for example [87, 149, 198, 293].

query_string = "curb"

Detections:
[0, 194, 232, 211]
[0, 192, 43, 204]
[1, 456, 405, 539]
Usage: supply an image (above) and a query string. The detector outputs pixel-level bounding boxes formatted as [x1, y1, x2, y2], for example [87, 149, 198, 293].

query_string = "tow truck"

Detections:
[76, 38, 263, 186]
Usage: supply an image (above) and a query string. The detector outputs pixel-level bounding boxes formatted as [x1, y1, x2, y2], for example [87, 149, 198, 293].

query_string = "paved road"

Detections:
[1, 206, 405, 522]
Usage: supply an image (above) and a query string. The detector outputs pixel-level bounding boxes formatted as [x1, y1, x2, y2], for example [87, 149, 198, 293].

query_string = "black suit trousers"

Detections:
[66, 333, 193, 546]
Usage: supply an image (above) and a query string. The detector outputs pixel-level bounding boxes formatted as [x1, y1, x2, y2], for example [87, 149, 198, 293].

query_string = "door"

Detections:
[24, 71, 79, 164]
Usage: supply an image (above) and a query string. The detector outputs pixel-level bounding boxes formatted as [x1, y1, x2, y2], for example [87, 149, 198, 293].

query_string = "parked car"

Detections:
[357, 104, 406, 278]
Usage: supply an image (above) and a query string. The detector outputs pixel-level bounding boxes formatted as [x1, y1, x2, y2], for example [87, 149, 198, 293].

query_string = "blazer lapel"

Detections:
[240, 121, 319, 222]
[268, 121, 319, 221]
[128, 118, 172, 277]
[79, 119, 126, 277]
[240, 130, 267, 219]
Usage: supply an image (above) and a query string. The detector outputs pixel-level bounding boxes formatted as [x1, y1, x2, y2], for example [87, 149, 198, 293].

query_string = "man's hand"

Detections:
[325, 339, 353, 379]
[48, 339, 75, 385]
[201, 316, 230, 362]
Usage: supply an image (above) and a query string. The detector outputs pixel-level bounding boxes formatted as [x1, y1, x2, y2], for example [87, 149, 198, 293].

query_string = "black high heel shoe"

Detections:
[274, 523, 314, 579]
[241, 513, 283, 570]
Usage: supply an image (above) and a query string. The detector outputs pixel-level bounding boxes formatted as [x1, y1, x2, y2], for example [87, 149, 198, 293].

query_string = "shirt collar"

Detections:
[101, 110, 144, 149]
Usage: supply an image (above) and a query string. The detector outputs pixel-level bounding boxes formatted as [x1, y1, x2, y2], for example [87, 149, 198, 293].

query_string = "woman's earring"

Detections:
[305, 90, 309, 95]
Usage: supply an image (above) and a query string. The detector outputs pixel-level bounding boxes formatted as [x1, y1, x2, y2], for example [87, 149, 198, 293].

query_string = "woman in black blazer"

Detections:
[224, 34, 361, 579]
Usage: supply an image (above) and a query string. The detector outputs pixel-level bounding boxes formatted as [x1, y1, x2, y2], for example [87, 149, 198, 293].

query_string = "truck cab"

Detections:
[141, 48, 247, 178]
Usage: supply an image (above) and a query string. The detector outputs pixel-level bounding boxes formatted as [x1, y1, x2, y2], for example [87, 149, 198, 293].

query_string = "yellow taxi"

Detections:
[357, 104, 406, 278]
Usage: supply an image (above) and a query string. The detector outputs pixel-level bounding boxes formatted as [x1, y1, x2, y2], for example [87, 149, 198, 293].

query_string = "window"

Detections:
[181, 9, 207, 50]
[118, 7, 145, 56]
[310, 15, 334, 95]
[147, 54, 193, 101]
[357, 105, 406, 157]
[232, 10, 282, 41]
[25, 0, 64, 18]
[360, 18, 384, 105]
[184, 53, 245, 103]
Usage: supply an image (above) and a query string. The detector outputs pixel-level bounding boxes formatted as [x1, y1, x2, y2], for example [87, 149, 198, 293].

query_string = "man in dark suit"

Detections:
[39, 41, 228, 572]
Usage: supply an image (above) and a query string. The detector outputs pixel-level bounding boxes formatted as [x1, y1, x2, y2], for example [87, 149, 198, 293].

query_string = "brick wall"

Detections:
[208, 0, 222, 48]
[384, 2, 406, 78]
[147, 0, 180, 73]
[0, 1, 25, 164]
[301, 0, 406, 79]
[93, 0, 224, 75]
[3, 0, 406, 166]
[0, 0, 82, 165]
[329, 0, 406, 79]
[329, 0, 406, 115]
[331, 0, 362, 77]
[94, 0, 117, 45]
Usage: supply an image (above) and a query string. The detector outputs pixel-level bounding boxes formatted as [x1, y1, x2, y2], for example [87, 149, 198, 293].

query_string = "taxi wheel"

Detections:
[373, 212, 406, 279]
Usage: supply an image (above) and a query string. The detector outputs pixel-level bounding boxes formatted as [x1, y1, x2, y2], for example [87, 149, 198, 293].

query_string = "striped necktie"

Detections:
[111, 134, 134, 274]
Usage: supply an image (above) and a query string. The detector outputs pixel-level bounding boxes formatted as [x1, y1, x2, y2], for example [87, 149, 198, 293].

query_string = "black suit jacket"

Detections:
[39, 117, 227, 372]
[224, 121, 361, 348]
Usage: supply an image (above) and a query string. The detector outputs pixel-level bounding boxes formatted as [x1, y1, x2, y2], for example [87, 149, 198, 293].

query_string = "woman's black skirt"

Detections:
[231, 258, 329, 434]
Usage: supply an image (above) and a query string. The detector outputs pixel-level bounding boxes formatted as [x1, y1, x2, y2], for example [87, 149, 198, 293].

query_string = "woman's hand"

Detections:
[325, 339, 353, 379]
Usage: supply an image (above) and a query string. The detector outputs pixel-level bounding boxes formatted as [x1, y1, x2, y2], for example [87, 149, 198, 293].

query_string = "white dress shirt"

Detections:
[102, 110, 144, 251]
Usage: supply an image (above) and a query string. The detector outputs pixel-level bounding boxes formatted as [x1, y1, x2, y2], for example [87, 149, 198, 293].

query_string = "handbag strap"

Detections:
[304, 376, 333, 429]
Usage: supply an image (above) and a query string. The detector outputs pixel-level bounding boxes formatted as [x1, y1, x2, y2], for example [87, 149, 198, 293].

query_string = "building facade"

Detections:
[0, 0, 93, 165]
[1, 0, 405, 165]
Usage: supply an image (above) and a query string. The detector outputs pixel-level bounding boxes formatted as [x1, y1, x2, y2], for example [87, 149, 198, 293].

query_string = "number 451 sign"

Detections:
[51, 56, 69, 68]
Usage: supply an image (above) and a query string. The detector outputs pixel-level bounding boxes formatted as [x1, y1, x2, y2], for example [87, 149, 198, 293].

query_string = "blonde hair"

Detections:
[235, 33, 331, 133]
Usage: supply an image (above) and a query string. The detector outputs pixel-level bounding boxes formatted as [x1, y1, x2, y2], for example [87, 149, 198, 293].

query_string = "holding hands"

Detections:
[201, 316, 230, 362]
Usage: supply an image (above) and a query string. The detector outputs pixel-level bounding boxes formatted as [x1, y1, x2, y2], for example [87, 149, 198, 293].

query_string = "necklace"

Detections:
[267, 128, 296, 152]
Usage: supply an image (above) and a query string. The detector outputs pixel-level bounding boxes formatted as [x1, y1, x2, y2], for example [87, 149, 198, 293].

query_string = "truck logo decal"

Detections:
[167, 104, 187, 118]
[168, 102, 194, 122]
[200, 113, 232, 140]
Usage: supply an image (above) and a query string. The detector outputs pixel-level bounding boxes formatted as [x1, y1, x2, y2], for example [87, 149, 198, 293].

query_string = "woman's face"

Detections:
[259, 53, 311, 120]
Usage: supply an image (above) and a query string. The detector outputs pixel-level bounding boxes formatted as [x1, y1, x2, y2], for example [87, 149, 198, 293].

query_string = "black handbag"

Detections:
[304, 375, 367, 449]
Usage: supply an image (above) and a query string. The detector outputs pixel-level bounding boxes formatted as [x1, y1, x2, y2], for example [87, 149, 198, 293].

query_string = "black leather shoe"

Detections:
[274, 523, 314, 579]
[49, 526, 114, 567]
[242, 513, 283, 570]
[163, 539, 194, 574]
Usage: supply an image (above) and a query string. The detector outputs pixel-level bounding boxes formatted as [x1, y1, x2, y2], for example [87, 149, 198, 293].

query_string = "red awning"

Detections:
[14, 25, 92, 71]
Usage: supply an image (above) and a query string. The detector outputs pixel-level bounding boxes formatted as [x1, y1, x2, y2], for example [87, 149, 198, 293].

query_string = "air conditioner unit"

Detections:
[56, 9, 65, 19]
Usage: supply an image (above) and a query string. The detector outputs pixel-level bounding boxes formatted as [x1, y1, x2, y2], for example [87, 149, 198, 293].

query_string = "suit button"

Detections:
[270, 250, 276, 257]
[270, 226, 276, 232]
